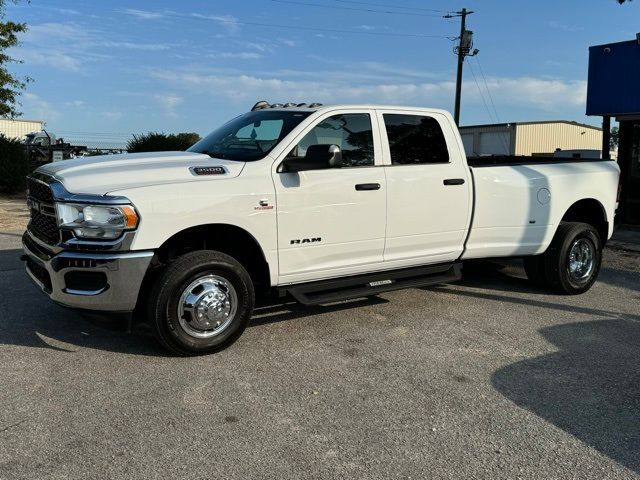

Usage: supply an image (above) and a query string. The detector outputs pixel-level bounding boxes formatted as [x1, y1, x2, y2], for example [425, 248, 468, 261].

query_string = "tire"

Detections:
[523, 255, 546, 286]
[148, 250, 255, 356]
[542, 222, 602, 295]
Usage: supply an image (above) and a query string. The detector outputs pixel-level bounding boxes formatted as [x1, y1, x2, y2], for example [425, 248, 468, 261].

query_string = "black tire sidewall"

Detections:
[151, 251, 254, 355]
[547, 223, 602, 294]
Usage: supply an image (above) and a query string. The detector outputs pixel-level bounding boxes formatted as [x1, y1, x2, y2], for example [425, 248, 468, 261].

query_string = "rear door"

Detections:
[377, 110, 472, 265]
[273, 110, 387, 284]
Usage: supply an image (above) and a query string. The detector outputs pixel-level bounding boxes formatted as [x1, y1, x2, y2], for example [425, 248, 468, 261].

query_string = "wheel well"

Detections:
[155, 224, 271, 291]
[561, 199, 608, 243]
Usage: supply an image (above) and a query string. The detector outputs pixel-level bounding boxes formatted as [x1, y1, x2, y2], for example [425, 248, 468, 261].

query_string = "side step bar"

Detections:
[281, 262, 462, 305]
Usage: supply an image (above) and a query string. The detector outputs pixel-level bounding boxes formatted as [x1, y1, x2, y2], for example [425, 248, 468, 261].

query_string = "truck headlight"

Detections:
[55, 203, 139, 239]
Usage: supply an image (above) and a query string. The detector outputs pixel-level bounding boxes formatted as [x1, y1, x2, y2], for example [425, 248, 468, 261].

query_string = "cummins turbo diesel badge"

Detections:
[190, 166, 226, 176]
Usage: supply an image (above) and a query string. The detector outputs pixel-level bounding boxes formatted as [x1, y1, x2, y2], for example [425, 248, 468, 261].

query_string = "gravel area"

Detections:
[0, 194, 28, 231]
[0, 228, 638, 479]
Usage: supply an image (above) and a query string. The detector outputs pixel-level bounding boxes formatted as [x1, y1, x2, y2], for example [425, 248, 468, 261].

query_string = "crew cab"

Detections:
[22, 103, 620, 355]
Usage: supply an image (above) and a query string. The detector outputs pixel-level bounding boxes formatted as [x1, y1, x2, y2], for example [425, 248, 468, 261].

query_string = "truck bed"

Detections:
[467, 155, 610, 167]
[462, 157, 619, 260]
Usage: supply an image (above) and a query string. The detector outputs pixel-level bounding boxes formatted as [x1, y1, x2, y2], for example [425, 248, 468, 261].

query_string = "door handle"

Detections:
[443, 178, 465, 186]
[355, 183, 381, 191]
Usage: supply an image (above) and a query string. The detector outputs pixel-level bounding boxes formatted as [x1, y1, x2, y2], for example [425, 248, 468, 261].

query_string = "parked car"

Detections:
[22, 103, 620, 355]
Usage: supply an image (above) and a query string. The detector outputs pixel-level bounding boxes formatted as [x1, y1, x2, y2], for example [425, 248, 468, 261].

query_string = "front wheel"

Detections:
[538, 222, 602, 295]
[148, 250, 255, 355]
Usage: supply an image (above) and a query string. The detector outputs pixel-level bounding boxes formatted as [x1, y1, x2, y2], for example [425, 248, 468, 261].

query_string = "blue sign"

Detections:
[587, 39, 640, 116]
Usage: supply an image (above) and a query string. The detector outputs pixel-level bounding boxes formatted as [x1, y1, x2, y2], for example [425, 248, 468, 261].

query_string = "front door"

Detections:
[273, 111, 386, 284]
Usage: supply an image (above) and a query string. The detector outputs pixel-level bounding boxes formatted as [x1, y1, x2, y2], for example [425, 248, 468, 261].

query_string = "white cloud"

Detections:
[102, 111, 124, 120]
[479, 77, 587, 110]
[121, 8, 240, 31]
[22, 22, 91, 44]
[153, 94, 183, 117]
[238, 41, 273, 53]
[356, 25, 375, 31]
[191, 13, 239, 28]
[101, 41, 172, 51]
[13, 21, 176, 72]
[547, 21, 583, 32]
[279, 38, 296, 47]
[122, 9, 168, 20]
[65, 100, 87, 108]
[18, 49, 83, 72]
[22, 93, 61, 121]
[155, 95, 182, 109]
[209, 52, 263, 60]
[151, 70, 453, 105]
[151, 68, 587, 114]
[52, 7, 81, 15]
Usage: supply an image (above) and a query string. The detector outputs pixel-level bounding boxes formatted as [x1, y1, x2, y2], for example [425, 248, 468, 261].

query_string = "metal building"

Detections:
[0, 118, 43, 140]
[587, 35, 640, 225]
[459, 121, 602, 157]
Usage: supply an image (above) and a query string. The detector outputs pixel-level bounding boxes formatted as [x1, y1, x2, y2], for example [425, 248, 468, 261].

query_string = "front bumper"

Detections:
[22, 231, 154, 312]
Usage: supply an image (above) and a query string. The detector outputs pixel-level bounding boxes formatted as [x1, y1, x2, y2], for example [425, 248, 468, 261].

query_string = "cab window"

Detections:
[383, 114, 450, 165]
[287, 113, 374, 168]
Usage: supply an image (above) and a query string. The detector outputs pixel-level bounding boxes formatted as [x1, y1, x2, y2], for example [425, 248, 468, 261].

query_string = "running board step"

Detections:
[283, 262, 462, 305]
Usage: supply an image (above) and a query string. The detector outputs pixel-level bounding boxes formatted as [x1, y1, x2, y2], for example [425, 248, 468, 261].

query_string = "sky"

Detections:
[5, 0, 640, 147]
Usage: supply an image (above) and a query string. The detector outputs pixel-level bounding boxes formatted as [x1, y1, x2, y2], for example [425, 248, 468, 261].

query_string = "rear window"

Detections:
[383, 114, 449, 165]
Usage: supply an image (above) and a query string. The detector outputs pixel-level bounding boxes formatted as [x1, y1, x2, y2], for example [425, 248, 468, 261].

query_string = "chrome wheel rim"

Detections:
[567, 238, 595, 282]
[177, 274, 238, 339]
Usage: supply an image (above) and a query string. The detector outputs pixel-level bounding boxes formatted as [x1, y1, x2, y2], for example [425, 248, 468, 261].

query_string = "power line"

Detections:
[120, 9, 453, 38]
[468, 62, 494, 123]
[468, 61, 511, 153]
[34, 2, 455, 39]
[474, 56, 502, 123]
[269, 0, 445, 17]
[475, 56, 510, 153]
[332, 0, 452, 14]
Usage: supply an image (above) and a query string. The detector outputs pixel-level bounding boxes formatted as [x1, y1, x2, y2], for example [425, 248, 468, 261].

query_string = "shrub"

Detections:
[0, 136, 29, 193]
[127, 132, 201, 153]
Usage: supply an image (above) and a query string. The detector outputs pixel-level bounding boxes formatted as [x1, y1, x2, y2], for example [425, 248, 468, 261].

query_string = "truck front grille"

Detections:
[26, 176, 54, 203]
[26, 176, 60, 245]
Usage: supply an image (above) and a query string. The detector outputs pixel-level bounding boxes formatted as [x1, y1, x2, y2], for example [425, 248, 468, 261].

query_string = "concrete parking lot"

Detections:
[0, 224, 638, 479]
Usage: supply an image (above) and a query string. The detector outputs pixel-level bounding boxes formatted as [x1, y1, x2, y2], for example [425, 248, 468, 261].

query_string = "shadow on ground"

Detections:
[492, 318, 640, 474]
[452, 260, 640, 474]
[0, 248, 389, 356]
[458, 257, 640, 294]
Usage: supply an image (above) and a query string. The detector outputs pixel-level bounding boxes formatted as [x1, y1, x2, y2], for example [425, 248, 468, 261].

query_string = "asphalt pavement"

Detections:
[0, 229, 638, 479]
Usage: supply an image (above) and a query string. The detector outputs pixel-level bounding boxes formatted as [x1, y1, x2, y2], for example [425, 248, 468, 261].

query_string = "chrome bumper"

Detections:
[22, 231, 153, 312]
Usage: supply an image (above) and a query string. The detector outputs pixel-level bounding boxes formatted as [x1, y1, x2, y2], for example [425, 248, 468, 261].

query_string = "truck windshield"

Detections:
[188, 110, 312, 161]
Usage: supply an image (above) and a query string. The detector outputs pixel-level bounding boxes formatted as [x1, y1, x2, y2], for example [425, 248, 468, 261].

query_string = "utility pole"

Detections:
[602, 115, 611, 160]
[444, 8, 478, 126]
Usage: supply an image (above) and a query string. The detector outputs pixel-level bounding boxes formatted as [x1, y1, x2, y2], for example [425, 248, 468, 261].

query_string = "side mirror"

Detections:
[279, 144, 343, 173]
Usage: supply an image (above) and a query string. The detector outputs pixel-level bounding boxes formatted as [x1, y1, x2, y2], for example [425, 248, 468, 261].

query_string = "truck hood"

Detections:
[36, 151, 246, 196]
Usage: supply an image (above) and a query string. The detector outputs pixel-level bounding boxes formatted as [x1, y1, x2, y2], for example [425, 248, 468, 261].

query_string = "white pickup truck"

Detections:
[22, 103, 620, 355]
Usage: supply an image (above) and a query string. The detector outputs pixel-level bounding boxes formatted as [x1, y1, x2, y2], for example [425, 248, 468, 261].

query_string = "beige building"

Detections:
[0, 118, 43, 140]
[459, 121, 603, 157]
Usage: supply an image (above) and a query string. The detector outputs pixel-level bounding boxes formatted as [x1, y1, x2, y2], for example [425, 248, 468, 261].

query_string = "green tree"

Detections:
[0, 136, 29, 192]
[127, 132, 201, 153]
[0, 0, 29, 118]
[610, 126, 619, 150]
